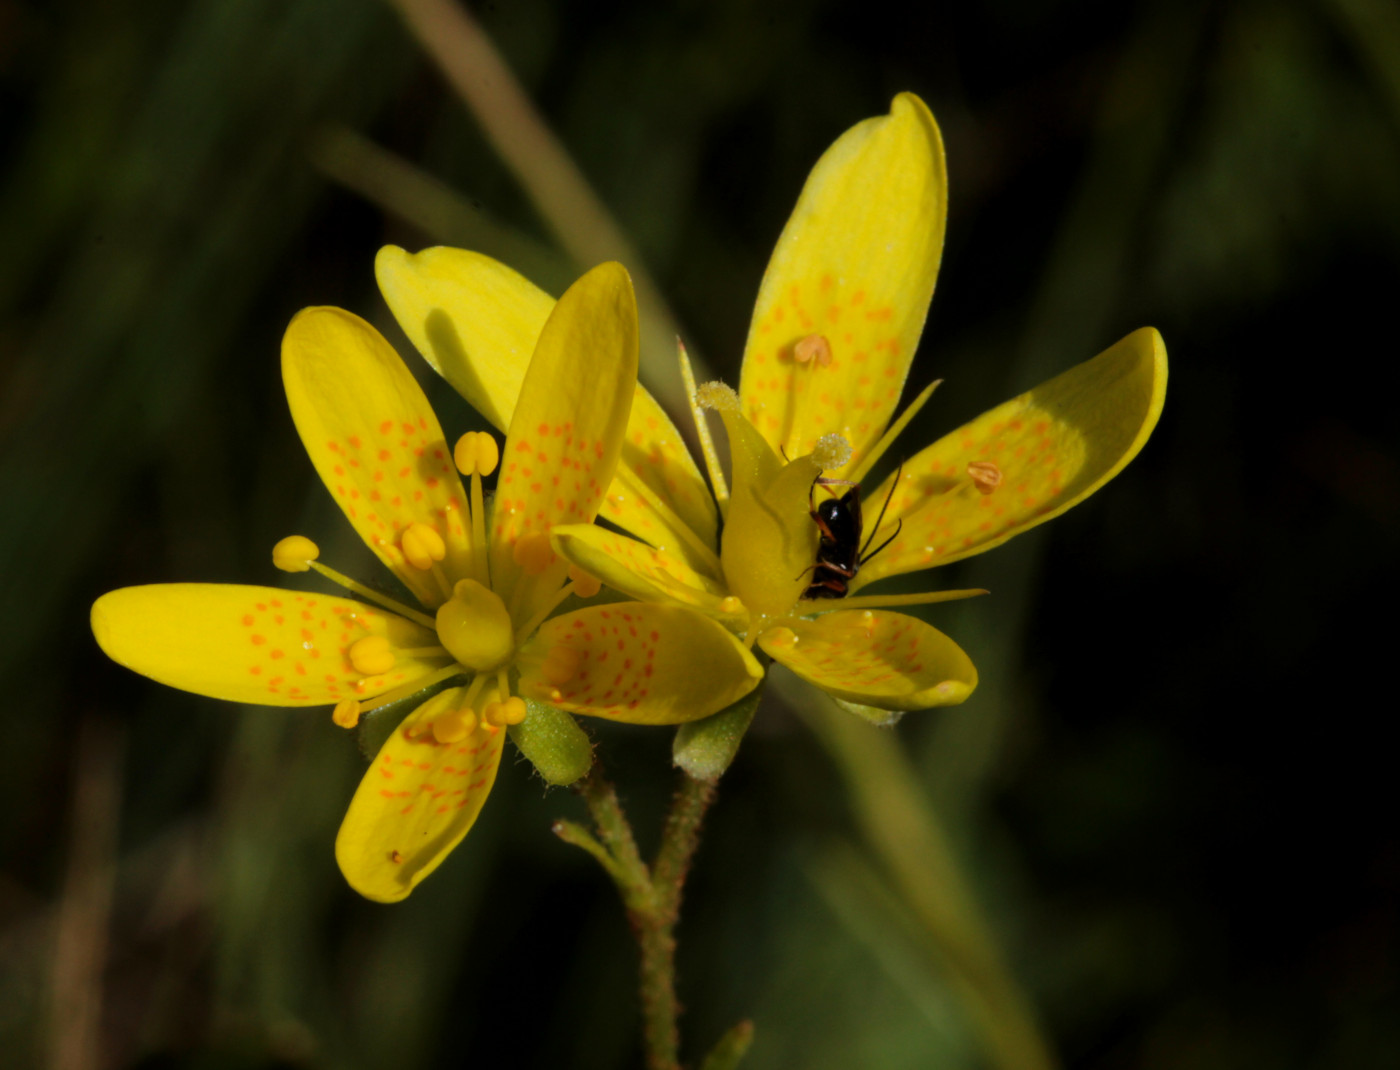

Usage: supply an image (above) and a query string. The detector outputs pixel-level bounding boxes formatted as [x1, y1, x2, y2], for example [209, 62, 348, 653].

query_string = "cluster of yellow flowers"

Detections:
[91, 94, 1165, 902]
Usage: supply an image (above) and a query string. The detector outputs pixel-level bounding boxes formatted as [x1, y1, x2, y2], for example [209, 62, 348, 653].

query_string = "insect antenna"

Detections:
[859, 459, 903, 558]
[859, 518, 903, 565]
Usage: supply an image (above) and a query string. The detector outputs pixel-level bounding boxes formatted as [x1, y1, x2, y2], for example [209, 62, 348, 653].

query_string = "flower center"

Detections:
[435, 578, 515, 672]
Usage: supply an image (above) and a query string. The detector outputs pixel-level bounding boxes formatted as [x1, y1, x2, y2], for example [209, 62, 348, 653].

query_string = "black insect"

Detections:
[801, 466, 903, 600]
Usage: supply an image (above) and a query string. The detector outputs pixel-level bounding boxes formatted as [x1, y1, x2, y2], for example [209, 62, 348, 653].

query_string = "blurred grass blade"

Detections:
[385, 0, 701, 405]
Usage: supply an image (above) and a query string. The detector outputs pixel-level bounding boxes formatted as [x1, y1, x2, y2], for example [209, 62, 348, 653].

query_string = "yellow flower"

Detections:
[374, 93, 1166, 723]
[91, 263, 763, 901]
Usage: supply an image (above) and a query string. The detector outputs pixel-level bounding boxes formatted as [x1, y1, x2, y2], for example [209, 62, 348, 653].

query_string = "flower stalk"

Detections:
[558, 767, 727, 1070]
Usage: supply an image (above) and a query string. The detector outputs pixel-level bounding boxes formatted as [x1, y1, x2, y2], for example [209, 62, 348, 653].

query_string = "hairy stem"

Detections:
[564, 766, 719, 1070]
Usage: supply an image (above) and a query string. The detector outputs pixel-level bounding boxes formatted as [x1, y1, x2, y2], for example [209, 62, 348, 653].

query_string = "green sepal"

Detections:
[672, 679, 764, 781]
[510, 699, 594, 786]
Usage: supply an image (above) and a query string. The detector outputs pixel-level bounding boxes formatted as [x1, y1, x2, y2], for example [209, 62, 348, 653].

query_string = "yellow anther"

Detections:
[542, 644, 582, 686]
[331, 699, 362, 729]
[454, 431, 500, 477]
[967, 460, 1003, 494]
[483, 701, 508, 727]
[719, 596, 744, 614]
[567, 564, 602, 599]
[765, 626, 798, 648]
[431, 707, 477, 743]
[512, 533, 554, 576]
[695, 381, 740, 412]
[348, 636, 396, 675]
[811, 433, 852, 471]
[272, 535, 320, 573]
[794, 334, 833, 367]
[502, 697, 527, 725]
[401, 522, 447, 570]
[436, 578, 515, 671]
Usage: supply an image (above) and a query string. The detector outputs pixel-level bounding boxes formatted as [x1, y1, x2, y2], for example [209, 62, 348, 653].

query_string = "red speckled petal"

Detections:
[282, 306, 472, 608]
[759, 610, 976, 711]
[855, 327, 1167, 589]
[519, 603, 762, 725]
[337, 687, 506, 902]
[91, 584, 444, 706]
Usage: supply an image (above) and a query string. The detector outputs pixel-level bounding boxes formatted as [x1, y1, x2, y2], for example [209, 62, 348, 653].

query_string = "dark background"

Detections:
[2, 0, 1397, 1067]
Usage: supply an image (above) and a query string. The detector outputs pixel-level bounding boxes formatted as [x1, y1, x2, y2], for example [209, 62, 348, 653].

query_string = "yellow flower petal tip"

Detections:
[272, 535, 320, 572]
[453, 430, 500, 476]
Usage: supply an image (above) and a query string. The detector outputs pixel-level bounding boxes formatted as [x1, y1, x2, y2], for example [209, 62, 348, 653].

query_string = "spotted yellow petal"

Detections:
[759, 610, 976, 711]
[738, 93, 946, 473]
[491, 262, 638, 619]
[604, 386, 720, 570]
[282, 307, 471, 608]
[376, 245, 552, 431]
[91, 584, 443, 707]
[551, 523, 738, 622]
[336, 687, 506, 902]
[378, 245, 718, 563]
[519, 603, 762, 725]
[855, 327, 1168, 589]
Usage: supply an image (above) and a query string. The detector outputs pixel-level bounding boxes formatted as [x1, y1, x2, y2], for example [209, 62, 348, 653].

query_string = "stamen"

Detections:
[793, 334, 833, 367]
[695, 381, 740, 412]
[401, 523, 447, 571]
[332, 699, 362, 729]
[453, 431, 500, 477]
[718, 595, 745, 615]
[512, 533, 555, 576]
[800, 588, 989, 612]
[485, 696, 527, 727]
[272, 535, 320, 573]
[848, 378, 942, 485]
[679, 340, 730, 513]
[356, 663, 466, 718]
[304, 559, 437, 630]
[967, 461, 1002, 494]
[348, 636, 396, 675]
[470, 468, 490, 588]
[430, 674, 487, 743]
[567, 564, 602, 599]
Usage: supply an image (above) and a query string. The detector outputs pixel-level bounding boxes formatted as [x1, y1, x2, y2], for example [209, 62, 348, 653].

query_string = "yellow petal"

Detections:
[759, 610, 976, 711]
[519, 603, 763, 725]
[378, 245, 717, 566]
[551, 523, 738, 621]
[490, 262, 638, 619]
[603, 386, 720, 571]
[738, 93, 947, 473]
[282, 307, 471, 608]
[376, 245, 552, 431]
[91, 584, 443, 706]
[336, 687, 506, 902]
[855, 327, 1168, 589]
